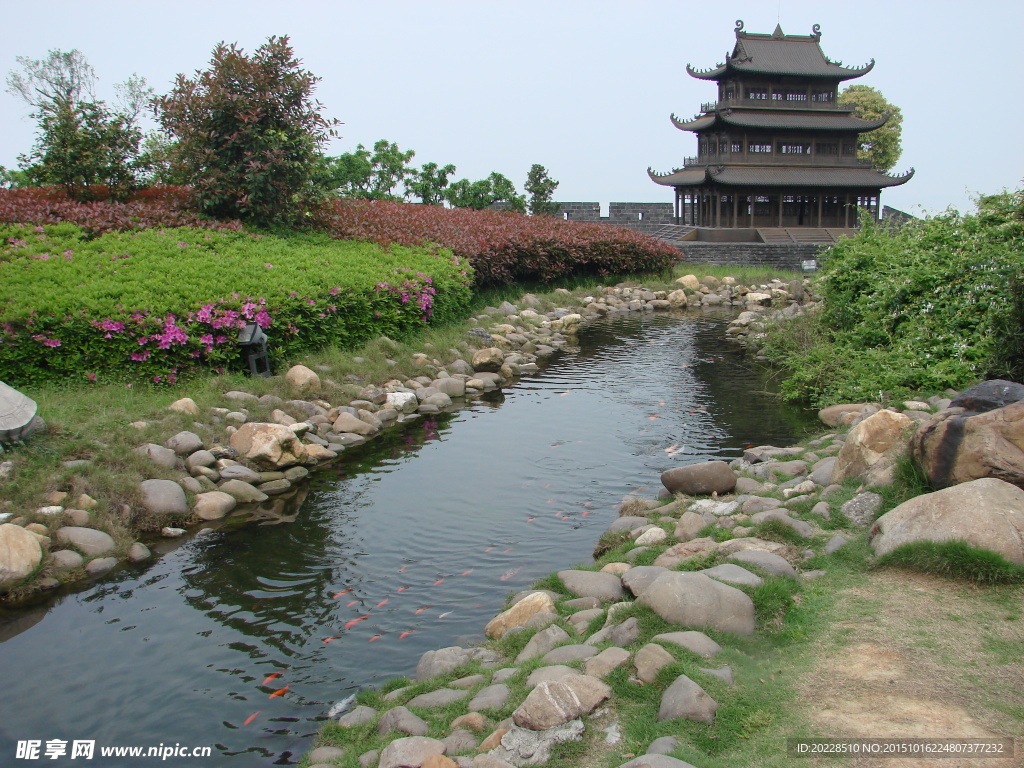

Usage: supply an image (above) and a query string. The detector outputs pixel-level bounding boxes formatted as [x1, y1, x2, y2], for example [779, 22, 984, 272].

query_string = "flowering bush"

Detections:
[0, 224, 471, 385]
[315, 199, 678, 288]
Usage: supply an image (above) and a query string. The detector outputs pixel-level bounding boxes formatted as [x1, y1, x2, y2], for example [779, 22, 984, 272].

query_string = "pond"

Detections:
[0, 309, 817, 767]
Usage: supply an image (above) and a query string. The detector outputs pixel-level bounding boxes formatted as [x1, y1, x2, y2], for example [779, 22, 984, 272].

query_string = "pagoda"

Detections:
[649, 20, 913, 230]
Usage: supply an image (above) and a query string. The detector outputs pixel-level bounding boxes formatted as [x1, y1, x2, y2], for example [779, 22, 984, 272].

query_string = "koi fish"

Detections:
[560, 516, 569, 521]
[332, 588, 352, 599]
[544, 483, 551, 488]
[560, 390, 571, 396]
[346, 600, 359, 607]
[581, 510, 591, 517]
[414, 606, 431, 615]
[461, 569, 473, 576]
[399, 630, 414, 639]
[438, 611, 453, 619]
[269, 685, 289, 698]
[398, 565, 409, 572]
[659, 401, 666, 406]
[484, 547, 493, 552]
[243, 711, 261, 726]
[665, 444, 679, 453]
[502, 548, 512, 553]
[344, 616, 369, 630]
[526, 518, 535, 523]
[499, 567, 521, 582]
[397, 586, 408, 593]
[262, 672, 282, 686]
[328, 694, 356, 717]
[323, 635, 341, 644]
[376, 598, 389, 607]
[648, 415, 659, 421]
[432, 578, 445, 586]
[369, 634, 382, 642]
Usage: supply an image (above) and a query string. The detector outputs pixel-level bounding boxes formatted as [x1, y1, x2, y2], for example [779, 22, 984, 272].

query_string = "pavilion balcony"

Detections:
[700, 98, 843, 113]
[684, 154, 874, 167]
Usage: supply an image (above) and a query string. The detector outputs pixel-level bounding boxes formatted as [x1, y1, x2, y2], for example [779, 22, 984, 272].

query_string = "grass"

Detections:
[875, 540, 1024, 585]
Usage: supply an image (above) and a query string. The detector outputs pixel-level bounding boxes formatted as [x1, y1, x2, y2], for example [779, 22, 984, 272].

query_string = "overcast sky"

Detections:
[1, 0, 1021, 216]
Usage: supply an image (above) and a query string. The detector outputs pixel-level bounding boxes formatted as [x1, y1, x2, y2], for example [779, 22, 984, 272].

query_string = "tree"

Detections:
[154, 35, 338, 226]
[6, 49, 151, 200]
[524, 164, 560, 216]
[445, 172, 525, 211]
[319, 139, 415, 200]
[406, 161, 457, 205]
[838, 85, 903, 172]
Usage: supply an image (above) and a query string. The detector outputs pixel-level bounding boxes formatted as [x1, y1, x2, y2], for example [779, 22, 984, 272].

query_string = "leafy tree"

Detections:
[319, 139, 415, 200]
[154, 35, 338, 226]
[6, 49, 151, 200]
[524, 163, 560, 216]
[406, 161, 457, 205]
[446, 172, 525, 212]
[838, 85, 903, 172]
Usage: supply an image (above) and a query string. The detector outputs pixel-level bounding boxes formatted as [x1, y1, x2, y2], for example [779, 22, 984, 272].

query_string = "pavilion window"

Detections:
[842, 143, 855, 156]
[812, 91, 833, 102]
[746, 88, 768, 100]
[731, 142, 742, 153]
[785, 92, 807, 101]
[780, 144, 808, 154]
[815, 142, 838, 155]
[749, 143, 772, 153]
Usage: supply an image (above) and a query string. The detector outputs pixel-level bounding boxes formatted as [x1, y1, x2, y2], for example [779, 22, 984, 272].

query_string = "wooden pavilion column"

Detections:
[843, 193, 850, 227]
[732, 194, 738, 228]
[817, 194, 823, 227]
[777, 194, 783, 227]
[715, 193, 721, 228]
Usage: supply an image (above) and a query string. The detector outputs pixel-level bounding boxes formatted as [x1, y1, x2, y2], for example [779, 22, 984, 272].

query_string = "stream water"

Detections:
[0, 309, 818, 767]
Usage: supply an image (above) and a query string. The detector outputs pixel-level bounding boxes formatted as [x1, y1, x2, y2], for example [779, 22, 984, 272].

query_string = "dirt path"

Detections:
[798, 569, 1024, 768]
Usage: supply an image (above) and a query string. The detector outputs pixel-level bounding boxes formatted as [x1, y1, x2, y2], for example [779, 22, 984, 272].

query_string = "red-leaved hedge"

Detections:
[316, 199, 678, 288]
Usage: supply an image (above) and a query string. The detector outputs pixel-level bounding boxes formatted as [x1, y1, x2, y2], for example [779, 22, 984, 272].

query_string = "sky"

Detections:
[1, 0, 1021, 217]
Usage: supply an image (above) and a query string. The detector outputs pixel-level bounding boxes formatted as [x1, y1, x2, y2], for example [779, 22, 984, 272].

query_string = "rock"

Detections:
[161, 527, 186, 537]
[416, 647, 473, 681]
[407, 689, 469, 709]
[218, 464, 262, 483]
[451, 712, 487, 732]
[726, 549, 797, 578]
[688, 499, 739, 516]
[55, 526, 116, 557]
[818, 403, 868, 427]
[634, 527, 667, 546]
[700, 563, 764, 588]
[185, 450, 216, 470]
[229, 423, 308, 469]
[635, 643, 675, 684]
[167, 397, 199, 416]
[673, 511, 706, 541]
[450, 674, 486, 689]
[426, 752, 461, 768]
[468, 684, 509, 712]
[749, 510, 814, 538]
[486, 592, 557, 639]
[525, 665, 577, 689]
[652, 538, 718, 568]
[333, 411, 378, 436]
[557, 570, 623, 601]
[658, 674, 718, 723]
[378, 736, 446, 768]
[677, 274, 700, 290]
[193, 491, 237, 521]
[621, 565, 670, 597]
[810, 457, 837, 486]
[165, 431, 203, 456]
[337, 706, 375, 727]
[841, 492, 884, 526]
[516, 625, 572, 663]
[584, 647, 631, 677]
[359, 752, 379, 768]
[512, 675, 610, 730]
[285, 365, 321, 394]
[135, 443, 178, 468]
[618, 757, 700, 768]
[652, 631, 722, 658]
[949, 379, 1024, 413]
[638, 572, 755, 635]
[660, 461, 736, 495]
[377, 706, 430, 737]
[604, 516, 650, 535]
[472, 348, 505, 373]
[646, 737, 682, 756]
[85, 557, 118, 576]
[699, 666, 734, 685]
[51, 549, 85, 571]
[139, 479, 189, 516]
[309, 746, 346, 763]
[824, 535, 848, 555]
[432, 378, 466, 398]
[541, 645, 598, 665]
[489, 721, 584, 767]
[742, 496, 783, 514]
[870, 478, 1024, 564]
[832, 410, 912, 486]
[0, 524, 43, 586]
[217, 479, 269, 503]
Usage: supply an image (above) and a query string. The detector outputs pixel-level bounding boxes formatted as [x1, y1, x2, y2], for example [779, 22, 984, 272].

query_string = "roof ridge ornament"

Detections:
[811, 23, 822, 40]
[772, 23, 785, 39]
[734, 19, 745, 37]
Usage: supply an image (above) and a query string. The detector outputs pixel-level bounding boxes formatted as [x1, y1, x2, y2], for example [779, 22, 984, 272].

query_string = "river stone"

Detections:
[0, 524, 42, 586]
[658, 674, 717, 723]
[136, 443, 178, 468]
[621, 565, 670, 597]
[810, 457, 837, 487]
[638, 572, 755, 635]
[749, 510, 814, 538]
[568, 607, 603, 633]
[660, 461, 736, 495]
[490, 721, 584, 767]
[671, 510, 705, 542]
[818, 403, 869, 427]
[432, 378, 466, 398]
[472, 348, 505, 372]
[193, 491, 237, 521]
[56, 526, 116, 557]
[309, 746, 346, 763]
[635, 643, 675, 684]
[51, 549, 85, 571]
[165, 430, 204, 456]
[377, 706, 430, 737]
[139, 479, 188, 516]
[525, 665, 576, 690]
[541, 645, 598, 665]
[217, 479, 269, 503]
[700, 563, 764, 588]
[218, 464, 261, 483]
[512, 675, 610, 731]
[618, 757, 700, 768]
[333, 411, 377, 436]
[841, 492, 884, 526]
[415, 647, 473, 681]
[407, 688, 469, 709]
[824, 534, 849, 555]
[229, 423, 308, 469]
[653, 631, 722, 657]
[584, 647, 631, 677]
[285, 364, 320, 394]
[833, 409, 913, 487]
[468, 684, 510, 712]
[185, 449, 216, 470]
[634, 527, 668, 546]
[652, 538, 718, 568]
[557, 570, 623, 601]
[742, 496, 782, 514]
[378, 736, 446, 768]
[85, 557, 118, 576]
[647, 737, 682, 756]
[950, 379, 1024, 413]
[727, 549, 797, 578]
[870, 478, 1024, 564]
[604, 516, 650, 535]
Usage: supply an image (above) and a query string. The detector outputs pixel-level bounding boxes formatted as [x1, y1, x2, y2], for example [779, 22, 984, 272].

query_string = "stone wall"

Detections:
[557, 202, 675, 226]
[676, 242, 826, 272]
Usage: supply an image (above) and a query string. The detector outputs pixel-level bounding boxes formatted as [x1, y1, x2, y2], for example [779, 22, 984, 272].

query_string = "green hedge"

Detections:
[0, 224, 473, 385]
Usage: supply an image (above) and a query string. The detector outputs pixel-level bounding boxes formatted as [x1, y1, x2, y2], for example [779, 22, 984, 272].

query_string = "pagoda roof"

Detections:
[648, 164, 914, 189]
[687, 21, 874, 81]
[670, 109, 888, 133]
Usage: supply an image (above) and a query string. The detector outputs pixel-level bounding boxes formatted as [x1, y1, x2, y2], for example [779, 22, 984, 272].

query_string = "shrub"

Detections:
[315, 199, 678, 288]
[0, 224, 471, 385]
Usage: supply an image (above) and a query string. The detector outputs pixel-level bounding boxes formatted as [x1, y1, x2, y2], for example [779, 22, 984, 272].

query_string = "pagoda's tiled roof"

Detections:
[649, 165, 915, 189]
[671, 110, 888, 133]
[687, 21, 874, 81]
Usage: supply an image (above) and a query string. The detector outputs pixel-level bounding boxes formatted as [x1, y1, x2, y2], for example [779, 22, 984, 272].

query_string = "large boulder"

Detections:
[557, 570, 623, 601]
[949, 379, 1024, 413]
[55, 526, 115, 557]
[284, 364, 321, 394]
[818, 403, 869, 427]
[0, 524, 43, 587]
[139, 479, 189, 516]
[485, 592, 557, 639]
[657, 674, 718, 723]
[512, 674, 610, 730]
[912, 399, 1024, 490]
[660, 461, 736, 495]
[472, 348, 505, 373]
[870, 478, 1024, 565]
[229, 423, 308, 469]
[378, 737, 446, 768]
[637, 572, 755, 635]
[832, 409, 913, 487]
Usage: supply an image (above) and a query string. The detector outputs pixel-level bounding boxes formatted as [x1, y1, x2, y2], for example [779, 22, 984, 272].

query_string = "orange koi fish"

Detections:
[581, 510, 591, 517]
[399, 631, 413, 639]
[414, 606, 431, 615]
[322, 635, 341, 644]
[526, 518, 536, 523]
[269, 685, 289, 698]
[499, 567, 521, 582]
[369, 634, 382, 642]
[343, 616, 369, 630]
[502, 548, 512, 554]
[243, 711, 261, 726]
[665, 444, 678, 453]
[332, 588, 352, 599]
[376, 598, 389, 607]
[346, 600, 359, 607]
[461, 569, 473, 576]
[398, 565, 409, 572]
[262, 672, 282, 686]
[648, 415, 659, 421]
[397, 586, 408, 593]
[432, 578, 445, 586]
[483, 547, 493, 552]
